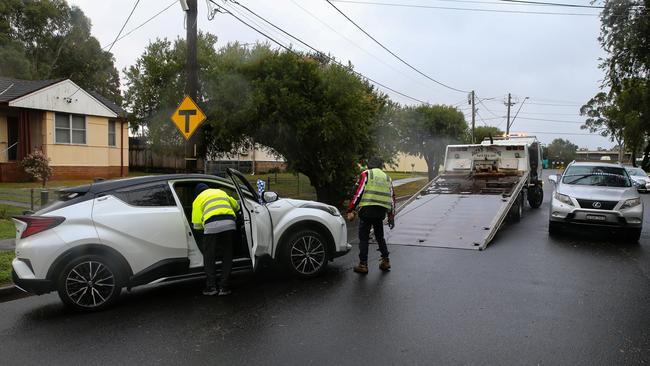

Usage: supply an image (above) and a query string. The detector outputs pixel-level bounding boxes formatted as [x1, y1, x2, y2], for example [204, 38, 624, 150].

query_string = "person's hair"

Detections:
[195, 183, 209, 195]
[367, 156, 383, 169]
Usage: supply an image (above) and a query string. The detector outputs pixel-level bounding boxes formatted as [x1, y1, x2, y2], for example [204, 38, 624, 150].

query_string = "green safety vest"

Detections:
[359, 168, 392, 210]
[191, 188, 240, 230]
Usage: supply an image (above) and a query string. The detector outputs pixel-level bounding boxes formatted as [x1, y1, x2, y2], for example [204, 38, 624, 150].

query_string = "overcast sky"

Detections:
[68, 0, 613, 149]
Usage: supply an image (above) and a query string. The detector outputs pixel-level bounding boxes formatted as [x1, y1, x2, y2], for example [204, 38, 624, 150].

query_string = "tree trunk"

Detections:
[315, 184, 344, 207]
[641, 141, 650, 171]
[424, 153, 436, 181]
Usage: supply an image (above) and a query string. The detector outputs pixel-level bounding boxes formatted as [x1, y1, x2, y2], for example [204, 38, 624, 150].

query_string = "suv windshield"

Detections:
[626, 167, 647, 177]
[562, 165, 631, 187]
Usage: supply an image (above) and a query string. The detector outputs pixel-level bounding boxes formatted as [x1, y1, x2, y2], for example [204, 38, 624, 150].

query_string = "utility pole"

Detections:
[185, 0, 199, 173]
[470, 90, 476, 143]
[505, 93, 513, 137]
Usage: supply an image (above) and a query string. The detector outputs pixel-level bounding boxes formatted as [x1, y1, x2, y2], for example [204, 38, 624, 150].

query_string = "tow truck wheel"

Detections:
[508, 193, 524, 223]
[527, 185, 543, 209]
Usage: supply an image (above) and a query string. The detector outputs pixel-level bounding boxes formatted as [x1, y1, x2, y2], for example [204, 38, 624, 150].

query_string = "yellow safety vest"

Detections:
[191, 188, 240, 230]
[359, 168, 392, 210]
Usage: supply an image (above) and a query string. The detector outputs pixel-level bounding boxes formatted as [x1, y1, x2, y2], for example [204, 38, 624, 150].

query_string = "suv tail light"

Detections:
[13, 216, 65, 239]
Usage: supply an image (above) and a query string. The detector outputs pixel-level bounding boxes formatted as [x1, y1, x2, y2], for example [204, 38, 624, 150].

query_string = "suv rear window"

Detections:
[562, 166, 631, 187]
[113, 183, 176, 207]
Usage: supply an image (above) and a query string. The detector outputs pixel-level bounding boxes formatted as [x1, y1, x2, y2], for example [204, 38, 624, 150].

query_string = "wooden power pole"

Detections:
[470, 90, 476, 143]
[185, 0, 199, 173]
[505, 93, 513, 137]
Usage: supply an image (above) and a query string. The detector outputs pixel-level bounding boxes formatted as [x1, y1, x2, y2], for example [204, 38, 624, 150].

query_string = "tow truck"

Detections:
[386, 135, 544, 250]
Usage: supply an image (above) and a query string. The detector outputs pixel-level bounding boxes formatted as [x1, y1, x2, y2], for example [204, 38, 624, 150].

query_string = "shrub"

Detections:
[20, 150, 52, 188]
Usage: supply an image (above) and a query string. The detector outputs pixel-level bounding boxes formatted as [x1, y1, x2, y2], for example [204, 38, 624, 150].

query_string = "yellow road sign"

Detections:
[170, 96, 206, 140]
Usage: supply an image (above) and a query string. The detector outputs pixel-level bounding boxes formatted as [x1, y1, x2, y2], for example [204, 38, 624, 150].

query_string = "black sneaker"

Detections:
[202, 286, 218, 296]
[218, 288, 231, 296]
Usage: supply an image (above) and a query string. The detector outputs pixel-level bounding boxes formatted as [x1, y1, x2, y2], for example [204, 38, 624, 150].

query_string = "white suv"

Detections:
[548, 162, 644, 241]
[11, 169, 350, 311]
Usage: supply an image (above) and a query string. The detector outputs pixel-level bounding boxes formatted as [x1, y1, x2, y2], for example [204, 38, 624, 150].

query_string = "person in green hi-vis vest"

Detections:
[346, 157, 396, 274]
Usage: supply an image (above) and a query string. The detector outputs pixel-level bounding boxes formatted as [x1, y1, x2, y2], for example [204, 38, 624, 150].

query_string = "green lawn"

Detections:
[387, 171, 427, 180]
[394, 179, 429, 198]
[0, 250, 14, 286]
[0, 220, 16, 240]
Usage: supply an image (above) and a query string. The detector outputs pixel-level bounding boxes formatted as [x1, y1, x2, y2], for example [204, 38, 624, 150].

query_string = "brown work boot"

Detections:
[353, 261, 369, 274]
[379, 257, 391, 271]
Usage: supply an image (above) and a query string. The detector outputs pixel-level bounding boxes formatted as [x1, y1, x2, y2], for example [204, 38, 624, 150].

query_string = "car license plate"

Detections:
[586, 214, 606, 221]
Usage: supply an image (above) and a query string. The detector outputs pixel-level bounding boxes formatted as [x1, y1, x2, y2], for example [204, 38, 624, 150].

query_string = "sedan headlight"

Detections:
[301, 203, 341, 216]
[554, 192, 574, 206]
[620, 198, 641, 210]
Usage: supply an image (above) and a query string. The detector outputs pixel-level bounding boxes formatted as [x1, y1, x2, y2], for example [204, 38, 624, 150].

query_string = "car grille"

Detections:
[576, 199, 618, 210]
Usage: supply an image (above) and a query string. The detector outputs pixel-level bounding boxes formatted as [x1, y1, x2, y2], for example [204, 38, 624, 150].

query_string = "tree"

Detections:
[398, 105, 467, 180]
[123, 33, 225, 156]
[227, 50, 389, 205]
[582, 0, 649, 168]
[473, 126, 504, 144]
[0, 0, 120, 101]
[20, 150, 52, 188]
[546, 138, 578, 165]
[124, 41, 394, 205]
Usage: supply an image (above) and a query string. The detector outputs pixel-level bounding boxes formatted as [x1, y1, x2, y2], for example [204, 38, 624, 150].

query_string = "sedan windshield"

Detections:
[626, 167, 648, 177]
[562, 166, 631, 187]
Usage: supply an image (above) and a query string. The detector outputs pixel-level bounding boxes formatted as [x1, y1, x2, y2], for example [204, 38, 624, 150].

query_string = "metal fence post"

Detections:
[30, 188, 34, 211]
[40, 190, 49, 208]
[267, 176, 271, 190]
[297, 173, 300, 196]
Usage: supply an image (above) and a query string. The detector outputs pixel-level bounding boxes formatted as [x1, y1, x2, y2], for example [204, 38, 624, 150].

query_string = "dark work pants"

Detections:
[358, 216, 389, 262]
[203, 230, 235, 289]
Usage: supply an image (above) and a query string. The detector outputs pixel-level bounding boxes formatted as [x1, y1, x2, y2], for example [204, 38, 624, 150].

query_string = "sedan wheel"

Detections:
[57, 255, 122, 312]
[283, 230, 329, 278]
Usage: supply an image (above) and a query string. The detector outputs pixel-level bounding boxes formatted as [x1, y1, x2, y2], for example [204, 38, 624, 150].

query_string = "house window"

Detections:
[55, 113, 86, 144]
[108, 120, 116, 147]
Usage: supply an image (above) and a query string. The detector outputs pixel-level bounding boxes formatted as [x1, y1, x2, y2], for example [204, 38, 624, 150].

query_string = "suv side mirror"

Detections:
[548, 174, 558, 185]
[263, 191, 279, 203]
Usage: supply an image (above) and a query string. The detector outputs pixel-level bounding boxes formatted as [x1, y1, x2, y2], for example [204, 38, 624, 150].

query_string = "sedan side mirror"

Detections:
[548, 174, 558, 185]
[263, 191, 279, 203]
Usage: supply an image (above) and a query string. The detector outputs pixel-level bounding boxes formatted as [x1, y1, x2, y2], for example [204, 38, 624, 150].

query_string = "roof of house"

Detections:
[0, 77, 64, 103]
[88, 91, 127, 118]
[0, 76, 126, 118]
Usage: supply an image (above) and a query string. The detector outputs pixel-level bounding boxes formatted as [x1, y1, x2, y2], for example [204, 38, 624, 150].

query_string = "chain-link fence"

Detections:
[246, 173, 316, 201]
[0, 188, 61, 213]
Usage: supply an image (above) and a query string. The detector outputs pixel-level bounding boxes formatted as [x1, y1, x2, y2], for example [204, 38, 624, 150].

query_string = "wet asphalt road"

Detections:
[1, 172, 649, 365]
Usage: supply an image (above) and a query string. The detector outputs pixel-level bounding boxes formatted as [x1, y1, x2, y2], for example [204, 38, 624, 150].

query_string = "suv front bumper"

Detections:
[549, 197, 643, 228]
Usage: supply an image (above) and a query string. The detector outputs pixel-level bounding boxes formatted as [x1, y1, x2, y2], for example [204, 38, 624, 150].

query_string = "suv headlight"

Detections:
[301, 203, 341, 216]
[620, 198, 641, 209]
[554, 192, 574, 206]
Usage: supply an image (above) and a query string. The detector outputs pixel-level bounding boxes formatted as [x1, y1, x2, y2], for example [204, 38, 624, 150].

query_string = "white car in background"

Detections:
[625, 166, 650, 193]
[11, 169, 350, 311]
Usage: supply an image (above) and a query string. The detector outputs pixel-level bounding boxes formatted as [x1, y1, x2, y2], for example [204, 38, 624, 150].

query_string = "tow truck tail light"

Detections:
[14, 216, 65, 239]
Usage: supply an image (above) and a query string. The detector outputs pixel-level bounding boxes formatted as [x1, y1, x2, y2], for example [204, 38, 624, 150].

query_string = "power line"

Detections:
[212, 1, 429, 104]
[328, 0, 603, 16]
[497, 0, 604, 9]
[523, 131, 604, 136]
[101, 0, 177, 50]
[325, 0, 469, 93]
[68, 0, 142, 99]
[287, 0, 435, 93]
[106, 0, 142, 53]
[516, 116, 586, 124]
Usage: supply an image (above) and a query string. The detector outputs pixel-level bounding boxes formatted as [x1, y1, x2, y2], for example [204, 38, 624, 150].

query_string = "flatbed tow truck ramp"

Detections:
[385, 136, 544, 251]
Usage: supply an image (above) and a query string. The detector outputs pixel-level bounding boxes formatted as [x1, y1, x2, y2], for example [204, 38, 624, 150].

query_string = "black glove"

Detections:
[388, 215, 395, 230]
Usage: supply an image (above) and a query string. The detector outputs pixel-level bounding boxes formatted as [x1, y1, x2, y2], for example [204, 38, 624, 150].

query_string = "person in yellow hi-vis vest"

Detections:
[346, 157, 396, 274]
[192, 183, 240, 296]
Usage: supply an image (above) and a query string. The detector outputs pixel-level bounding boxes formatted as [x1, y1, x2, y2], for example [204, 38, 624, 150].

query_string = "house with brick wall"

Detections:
[0, 77, 128, 182]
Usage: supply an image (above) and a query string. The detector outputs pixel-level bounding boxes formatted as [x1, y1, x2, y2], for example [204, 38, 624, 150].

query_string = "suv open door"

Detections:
[226, 168, 273, 268]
